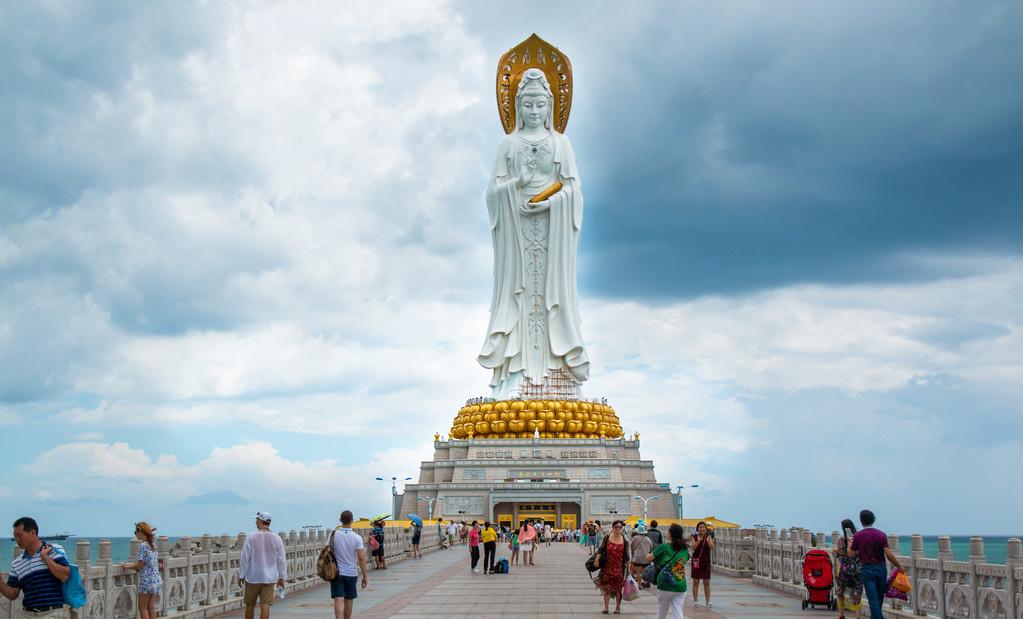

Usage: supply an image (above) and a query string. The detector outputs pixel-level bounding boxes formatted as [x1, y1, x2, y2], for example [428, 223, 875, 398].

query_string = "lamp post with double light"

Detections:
[418, 496, 443, 520]
[633, 495, 659, 521]
[376, 475, 412, 518]
[674, 484, 699, 519]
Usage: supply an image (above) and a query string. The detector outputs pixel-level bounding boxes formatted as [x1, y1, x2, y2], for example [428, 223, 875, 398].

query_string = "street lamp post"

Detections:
[417, 496, 443, 520]
[375, 475, 413, 497]
[633, 495, 659, 521]
[376, 475, 412, 518]
[674, 484, 700, 519]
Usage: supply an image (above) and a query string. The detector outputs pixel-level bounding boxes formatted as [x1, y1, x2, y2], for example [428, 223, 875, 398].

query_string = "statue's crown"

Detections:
[516, 68, 552, 97]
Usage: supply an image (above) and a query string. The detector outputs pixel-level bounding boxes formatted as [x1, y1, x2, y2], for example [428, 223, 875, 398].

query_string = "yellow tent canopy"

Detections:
[622, 515, 741, 529]
[351, 518, 446, 529]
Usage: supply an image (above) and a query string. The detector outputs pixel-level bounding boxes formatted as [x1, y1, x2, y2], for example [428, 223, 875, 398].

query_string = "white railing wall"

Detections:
[710, 527, 1023, 619]
[1, 525, 440, 619]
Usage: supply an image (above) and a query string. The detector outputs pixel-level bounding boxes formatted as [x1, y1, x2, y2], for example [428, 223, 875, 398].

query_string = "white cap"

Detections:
[256, 511, 272, 523]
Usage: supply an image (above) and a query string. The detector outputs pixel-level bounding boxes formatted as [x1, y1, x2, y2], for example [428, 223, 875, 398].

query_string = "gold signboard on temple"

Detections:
[509, 469, 565, 480]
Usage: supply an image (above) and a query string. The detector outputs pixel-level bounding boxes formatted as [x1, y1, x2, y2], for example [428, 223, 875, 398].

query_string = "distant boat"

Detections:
[9, 532, 76, 542]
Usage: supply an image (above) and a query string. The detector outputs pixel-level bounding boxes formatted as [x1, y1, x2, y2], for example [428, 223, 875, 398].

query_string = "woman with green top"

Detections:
[646, 523, 690, 619]
[509, 529, 520, 566]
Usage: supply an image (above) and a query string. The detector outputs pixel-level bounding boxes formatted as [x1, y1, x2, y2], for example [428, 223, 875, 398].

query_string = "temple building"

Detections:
[399, 400, 675, 529]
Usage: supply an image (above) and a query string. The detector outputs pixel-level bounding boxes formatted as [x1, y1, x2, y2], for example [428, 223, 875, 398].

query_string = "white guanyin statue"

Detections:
[478, 66, 590, 399]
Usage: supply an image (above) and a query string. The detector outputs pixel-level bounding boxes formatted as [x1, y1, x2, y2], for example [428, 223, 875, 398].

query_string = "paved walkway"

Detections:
[220, 541, 806, 618]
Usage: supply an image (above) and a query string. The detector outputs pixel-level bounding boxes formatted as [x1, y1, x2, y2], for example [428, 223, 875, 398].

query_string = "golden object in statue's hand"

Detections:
[529, 182, 562, 204]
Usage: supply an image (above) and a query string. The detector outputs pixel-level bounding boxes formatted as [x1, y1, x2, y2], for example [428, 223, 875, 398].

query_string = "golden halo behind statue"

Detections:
[496, 33, 573, 135]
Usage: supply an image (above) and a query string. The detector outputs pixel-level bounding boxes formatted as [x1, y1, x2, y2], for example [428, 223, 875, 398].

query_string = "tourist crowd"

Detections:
[3, 507, 905, 619]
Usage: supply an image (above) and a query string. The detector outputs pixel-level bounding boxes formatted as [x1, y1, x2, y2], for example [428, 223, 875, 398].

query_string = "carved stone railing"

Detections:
[710, 526, 1023, 619]
[705, 526, 756, 577]
[1, 525, 440, 619]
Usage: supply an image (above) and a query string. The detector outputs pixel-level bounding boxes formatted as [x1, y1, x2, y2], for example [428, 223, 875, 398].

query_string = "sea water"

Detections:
[3, 535, 1018, 565]
[1, 537, 179, 564]
[821, 536, 1018, 564]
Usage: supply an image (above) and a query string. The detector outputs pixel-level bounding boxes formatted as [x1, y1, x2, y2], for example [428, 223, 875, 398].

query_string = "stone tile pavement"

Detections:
[216, 540, 815, 618]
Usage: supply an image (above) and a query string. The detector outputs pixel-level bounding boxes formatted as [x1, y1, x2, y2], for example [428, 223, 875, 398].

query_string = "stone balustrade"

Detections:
[711, 526, 1023, 619]
[1, 525, 440, 619]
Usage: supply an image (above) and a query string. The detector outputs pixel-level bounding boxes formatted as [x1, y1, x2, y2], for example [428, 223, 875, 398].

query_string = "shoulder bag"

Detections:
[316, 529, 339, 581]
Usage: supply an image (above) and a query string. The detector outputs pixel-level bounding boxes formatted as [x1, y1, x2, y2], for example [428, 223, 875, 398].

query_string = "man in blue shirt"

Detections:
[0, 517, 72, 619]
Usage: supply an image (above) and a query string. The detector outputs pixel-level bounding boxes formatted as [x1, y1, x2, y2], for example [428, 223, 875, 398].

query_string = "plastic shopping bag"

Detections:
[885, 569, 910, 601]
[623, 575, 640, 601]
[892, 570, 912, 593]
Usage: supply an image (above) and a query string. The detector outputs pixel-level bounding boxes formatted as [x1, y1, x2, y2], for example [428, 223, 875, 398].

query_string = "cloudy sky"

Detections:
[1, 1, 1020, 537]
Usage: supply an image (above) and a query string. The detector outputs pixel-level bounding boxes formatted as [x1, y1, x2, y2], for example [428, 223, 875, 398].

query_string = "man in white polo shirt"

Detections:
[330, 510, 368, 619]
[239, 511, 287, 619]
[0, 517, 71, 619]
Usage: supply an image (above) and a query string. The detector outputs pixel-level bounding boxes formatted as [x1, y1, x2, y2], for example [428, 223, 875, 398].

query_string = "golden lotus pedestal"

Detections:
[449, 399, 624, 440]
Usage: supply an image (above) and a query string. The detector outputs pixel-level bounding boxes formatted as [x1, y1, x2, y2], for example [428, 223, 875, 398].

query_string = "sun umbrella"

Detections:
[407, 514, 423, 526]
[371, 513, 390, 523]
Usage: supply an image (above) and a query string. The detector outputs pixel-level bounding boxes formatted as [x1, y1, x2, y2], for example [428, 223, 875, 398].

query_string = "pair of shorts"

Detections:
[372, 546, 384, 557]
[411, 535, 421, 545]
[330, 575, 359, 600]
[243, 583, 274, 606]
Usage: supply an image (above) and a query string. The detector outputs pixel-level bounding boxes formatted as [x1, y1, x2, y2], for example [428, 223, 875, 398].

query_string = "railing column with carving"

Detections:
[157, 536, 169, 616]
[937, 535, 952, 618]
[74, 540, 90, 619]
[968, 537, 983, 619]
[916, 532, 932, 613]
[98, 540, 112, 619]
[179, 537, 193, 612]
[1006, 538, 1021, 619]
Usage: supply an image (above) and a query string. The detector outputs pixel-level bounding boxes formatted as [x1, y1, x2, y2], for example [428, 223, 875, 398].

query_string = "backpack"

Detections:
[316, 529, 339, 581]
[656, 549, 687, 591]
[837, 555, 861, 588]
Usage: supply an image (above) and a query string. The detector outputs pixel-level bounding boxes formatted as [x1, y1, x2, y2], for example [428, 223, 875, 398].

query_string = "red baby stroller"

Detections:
[801, 549, 836, 610]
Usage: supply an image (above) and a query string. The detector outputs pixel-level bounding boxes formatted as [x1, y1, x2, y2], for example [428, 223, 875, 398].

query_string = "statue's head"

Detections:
[515, 68, 554, 130]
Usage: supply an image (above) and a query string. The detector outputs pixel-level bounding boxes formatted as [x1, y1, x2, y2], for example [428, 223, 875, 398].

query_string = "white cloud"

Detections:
[0, 405, 18, 426]
[19, 440, 431, 523]
[586, 263, 1022, 398]
[2, 1, 1021, 536]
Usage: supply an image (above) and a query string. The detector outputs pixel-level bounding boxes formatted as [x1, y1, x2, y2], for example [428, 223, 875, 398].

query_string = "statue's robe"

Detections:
[478, 130, 590, 398]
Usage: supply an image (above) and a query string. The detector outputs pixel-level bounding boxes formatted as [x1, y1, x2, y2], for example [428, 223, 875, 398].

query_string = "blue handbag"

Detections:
[63, 564, 87, 609]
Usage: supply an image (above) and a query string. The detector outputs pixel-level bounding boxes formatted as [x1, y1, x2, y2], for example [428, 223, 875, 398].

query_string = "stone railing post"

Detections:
[297, 531, 308, 580]
[73, 540, 91, 619]
[1005, 538, 1021, 619]
[157, 536, 170, 616]
[200, 534, 214, 606]
[889, 533, 901, 558]
[910, 534, 924, 616]
[936, 536, 952, 618]
[218, 534, 232, 601]
[815, 531, 825, 549]
[969, 537, 985, 563]
[760, 528, 769, 575]
[179, 536, 193, 611]
[230, 533, 245, 598]
[97, 540, 112, 619]
[799, 531, 812, 583]
[287, 531, 298, 583]
[969, 537, 984, 618]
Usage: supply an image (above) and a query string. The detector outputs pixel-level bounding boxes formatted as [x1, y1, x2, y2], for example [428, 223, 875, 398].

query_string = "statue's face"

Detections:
[519, 94, 549, 129]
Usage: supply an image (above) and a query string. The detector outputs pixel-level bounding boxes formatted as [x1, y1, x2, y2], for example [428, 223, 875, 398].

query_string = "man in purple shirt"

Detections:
[850, 509, 905, 619]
